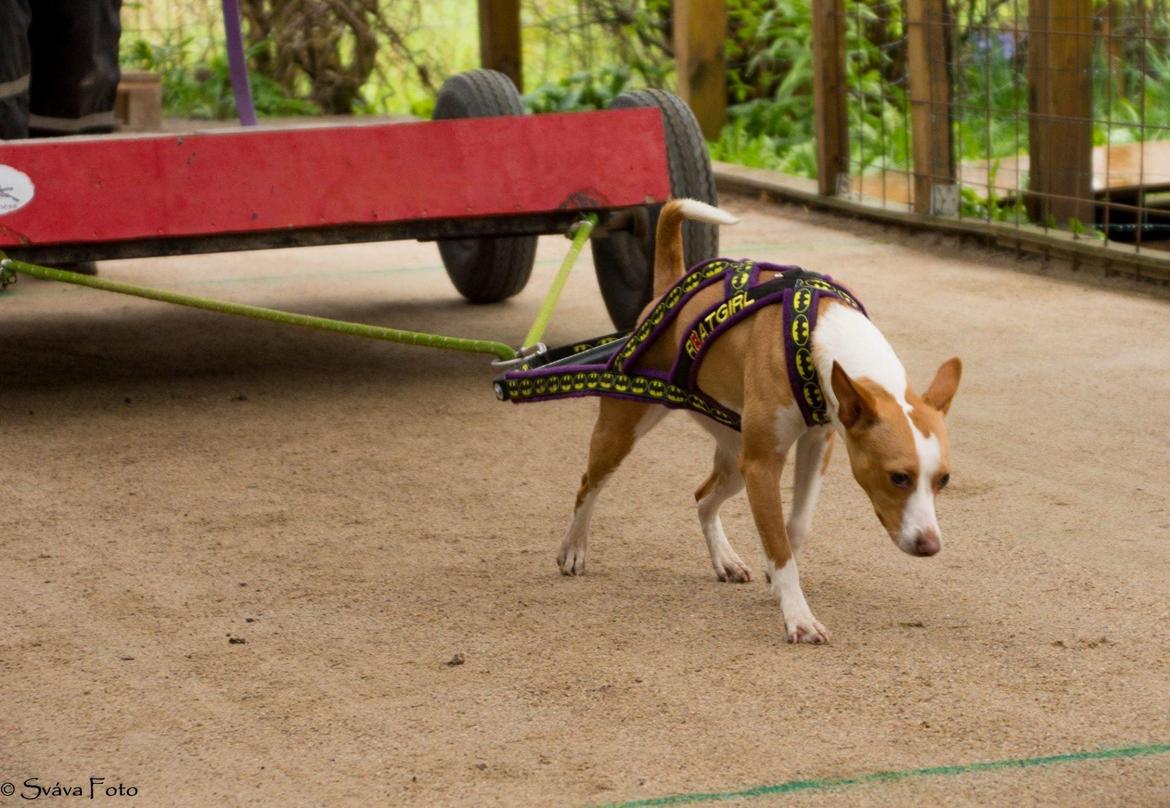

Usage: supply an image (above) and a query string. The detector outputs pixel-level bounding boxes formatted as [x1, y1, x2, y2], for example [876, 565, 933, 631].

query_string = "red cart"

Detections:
[0, 71, 718, 331]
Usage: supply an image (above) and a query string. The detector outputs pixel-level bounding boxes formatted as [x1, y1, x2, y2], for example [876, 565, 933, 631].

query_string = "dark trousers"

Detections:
[0, 0, 123, 140]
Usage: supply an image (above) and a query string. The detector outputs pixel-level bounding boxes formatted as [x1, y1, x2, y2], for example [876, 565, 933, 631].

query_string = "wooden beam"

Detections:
[673, 0, 727, 140]
[1027, 0, 1094, 227]
[713, 161, 1170, 285]
[478, 0, 522, 91]
[906, 0, 955, 214]
[811, 0, 848, 196]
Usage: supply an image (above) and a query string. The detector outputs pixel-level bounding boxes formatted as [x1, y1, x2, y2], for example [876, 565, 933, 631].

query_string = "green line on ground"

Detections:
[599, 742, 1170, 807]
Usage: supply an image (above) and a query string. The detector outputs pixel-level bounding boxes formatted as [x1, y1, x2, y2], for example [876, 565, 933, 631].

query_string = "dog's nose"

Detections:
[914, 528, 940, 556]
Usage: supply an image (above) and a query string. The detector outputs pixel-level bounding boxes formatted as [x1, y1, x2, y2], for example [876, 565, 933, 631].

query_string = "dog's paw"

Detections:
[785, 617, 831, 644]
[557, 545, 587, 576]
[715, 559, 752, 583]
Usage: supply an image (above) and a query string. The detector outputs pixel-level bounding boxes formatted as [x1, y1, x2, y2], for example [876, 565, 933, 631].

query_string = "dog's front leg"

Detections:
[740, 438, 830, 644]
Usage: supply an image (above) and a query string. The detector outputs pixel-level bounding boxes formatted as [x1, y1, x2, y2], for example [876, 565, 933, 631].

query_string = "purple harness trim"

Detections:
[781, 275, 868, 426]
[679, 262, 805, 391]
[496, 258, 868, 431]
[679, 288, 789, 390]
[615, 269, 730, 373]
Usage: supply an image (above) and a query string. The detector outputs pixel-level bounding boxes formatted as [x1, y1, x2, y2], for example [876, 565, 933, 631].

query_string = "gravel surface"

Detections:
[2, 196, 1168, 806]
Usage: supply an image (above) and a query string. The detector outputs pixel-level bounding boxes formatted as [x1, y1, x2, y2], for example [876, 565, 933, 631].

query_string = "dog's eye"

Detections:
[889, 472, 913, 489]
[938, 474, 950, 490]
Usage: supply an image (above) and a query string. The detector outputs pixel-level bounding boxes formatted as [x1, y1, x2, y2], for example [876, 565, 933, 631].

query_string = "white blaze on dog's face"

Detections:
[830, 358, 962, 556]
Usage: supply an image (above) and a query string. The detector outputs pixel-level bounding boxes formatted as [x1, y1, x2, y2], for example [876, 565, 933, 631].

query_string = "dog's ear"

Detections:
[923, 357, 962, 415]
[831, 361, 877, 430]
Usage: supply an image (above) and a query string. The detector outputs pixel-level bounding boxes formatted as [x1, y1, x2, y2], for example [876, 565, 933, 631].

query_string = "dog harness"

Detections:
[493, 258, 867, 430]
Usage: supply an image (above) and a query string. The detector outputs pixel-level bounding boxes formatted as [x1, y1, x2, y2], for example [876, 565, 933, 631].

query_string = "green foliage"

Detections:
[712, 0, 911, 179]
[724, 0, 813, 103]
[708, 0, 818, 176]
[1095, 45, 1170, 145]
[952, 34, 1029, 163]
[121, 33, 319, 119]
[525, 0, 673, 94]
[522, 63, 668, 113]
[959, 185, 1025, 223]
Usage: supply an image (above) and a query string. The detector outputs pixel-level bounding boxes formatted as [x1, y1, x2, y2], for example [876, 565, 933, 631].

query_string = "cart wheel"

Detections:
[591, 89, 719, 329]
[433, 70, 537, 303]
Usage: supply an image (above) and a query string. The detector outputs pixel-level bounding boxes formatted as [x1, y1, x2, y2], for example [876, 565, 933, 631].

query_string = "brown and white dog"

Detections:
[558, 199, 962, 643]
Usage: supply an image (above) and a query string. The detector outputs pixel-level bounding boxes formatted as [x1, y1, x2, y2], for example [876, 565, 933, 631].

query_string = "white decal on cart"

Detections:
[0, 165, 35, 215]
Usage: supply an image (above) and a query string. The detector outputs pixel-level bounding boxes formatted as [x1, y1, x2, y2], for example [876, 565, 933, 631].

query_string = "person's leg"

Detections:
[0, 0, 32, 140]
[28, 0, 123, 136]
[23, 0, 122, 274]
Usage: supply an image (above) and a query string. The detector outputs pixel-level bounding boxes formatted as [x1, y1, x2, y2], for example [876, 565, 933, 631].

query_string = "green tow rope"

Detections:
[0, 214, 596, 362]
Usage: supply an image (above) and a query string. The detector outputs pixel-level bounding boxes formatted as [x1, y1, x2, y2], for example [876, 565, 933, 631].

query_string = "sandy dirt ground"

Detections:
[2, 196, 1168, 807]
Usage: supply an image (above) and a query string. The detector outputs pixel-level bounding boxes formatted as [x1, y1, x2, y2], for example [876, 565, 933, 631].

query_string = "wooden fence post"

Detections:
[906, 0, 955, 214]
[478, 0, 522, 91]
[1027, 0, 1094, 227]
[812, 0, 848, 196]
[673, 0, 727, 140]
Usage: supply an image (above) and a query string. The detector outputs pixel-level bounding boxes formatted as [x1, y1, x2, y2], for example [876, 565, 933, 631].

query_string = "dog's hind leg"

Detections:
[695, 431, 751, 583]
[559, 398, 665, 576]
[787, 426, 834, 558]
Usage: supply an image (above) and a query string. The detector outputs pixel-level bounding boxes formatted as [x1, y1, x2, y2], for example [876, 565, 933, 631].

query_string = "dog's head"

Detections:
[830, 358, 962, 556]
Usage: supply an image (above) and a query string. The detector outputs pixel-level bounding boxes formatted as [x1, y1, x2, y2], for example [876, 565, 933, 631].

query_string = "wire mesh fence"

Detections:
[118, 1, 656, 118]
[837, 0, 1170, 254]
[119, 2, 1170, 258]
[121, 0, 223, 63]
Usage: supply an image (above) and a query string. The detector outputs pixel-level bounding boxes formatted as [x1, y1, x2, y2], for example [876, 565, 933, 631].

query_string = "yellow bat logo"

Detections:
[793, 288, 812, 313]
[795, 348, 816, 380]
[802, 382, 825, 409]
[791, 314, 811, 346]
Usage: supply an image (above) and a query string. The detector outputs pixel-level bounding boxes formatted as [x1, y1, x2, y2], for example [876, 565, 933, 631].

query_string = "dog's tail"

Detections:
[653, 199, 739, 297]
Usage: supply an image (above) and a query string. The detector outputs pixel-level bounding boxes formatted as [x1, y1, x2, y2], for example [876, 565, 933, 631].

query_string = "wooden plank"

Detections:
[0, 111, 670, 250]
[115, 71, 163, 133]
[906, 0, 955, 214]
[812, 0, 849, 196]
[673, 0, 727, 140]
[1027, 0, 1094, 226]
[478, 0, 523, 91]
[712, 161, 1170, 283]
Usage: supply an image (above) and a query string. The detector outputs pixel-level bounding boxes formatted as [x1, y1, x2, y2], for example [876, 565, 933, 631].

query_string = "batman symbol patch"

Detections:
[795, 347, 816, 380]
[791, 314, 811, 346]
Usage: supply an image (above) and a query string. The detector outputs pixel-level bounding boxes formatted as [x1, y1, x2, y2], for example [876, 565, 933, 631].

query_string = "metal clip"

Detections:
[490, 342, 547, 370]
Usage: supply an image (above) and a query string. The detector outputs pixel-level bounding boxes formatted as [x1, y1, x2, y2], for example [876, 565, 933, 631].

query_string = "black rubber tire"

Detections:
[433, 70, 537, 303]
[591, 89, 719, 329]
